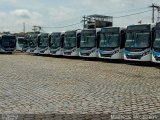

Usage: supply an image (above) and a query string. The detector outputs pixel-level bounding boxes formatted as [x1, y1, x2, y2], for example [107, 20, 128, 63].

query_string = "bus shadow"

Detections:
[79, 57, 126, 64]
[81, 58, 160, 68]
[31, 54, 51, 58]
[68, 57, 160, 68]
[153, 63, 160, 69]
[33, 54, 81, 60]
[0, 52, 34, 55]
[0, 52, 14, 55]
[28, 53, 160, 68]
[125, 61, 159, 68]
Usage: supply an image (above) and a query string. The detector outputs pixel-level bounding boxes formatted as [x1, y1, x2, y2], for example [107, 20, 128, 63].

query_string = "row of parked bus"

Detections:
[0, 22, 160, 63]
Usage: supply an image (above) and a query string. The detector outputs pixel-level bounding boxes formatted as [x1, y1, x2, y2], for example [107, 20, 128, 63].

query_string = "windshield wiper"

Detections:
[104, 34, 110, 47]
[129, 33, 135, 47]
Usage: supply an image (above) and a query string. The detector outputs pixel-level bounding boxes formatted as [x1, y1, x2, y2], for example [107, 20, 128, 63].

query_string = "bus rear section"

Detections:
[79, 28, 100, 58]
[0, 35, 16, 53]
[124, 24, 154, 62]
[34, 33, 49, 55]
[63, 30, 81, 57]
[98, 27, 126, 59]
[49, 32, 64, 56]
[152, 22, 160, 63]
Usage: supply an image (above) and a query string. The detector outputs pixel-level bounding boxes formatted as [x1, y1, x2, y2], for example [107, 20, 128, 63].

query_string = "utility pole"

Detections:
[157, 7, 160, 22]
[32, 25, 42, 33]
[149, 3, 160, 23]
[23, 22, 25, 33]
[32, 26, 37, 33]
[82, 16, 86, 29]
[149, 3, 155, 23]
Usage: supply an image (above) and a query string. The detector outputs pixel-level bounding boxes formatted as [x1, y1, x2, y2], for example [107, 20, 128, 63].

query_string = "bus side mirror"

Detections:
[97, 32, 100, 48]
[48, 36, 51, 47]
[61, 35, 64, 47]
[77, 34, 81, 48]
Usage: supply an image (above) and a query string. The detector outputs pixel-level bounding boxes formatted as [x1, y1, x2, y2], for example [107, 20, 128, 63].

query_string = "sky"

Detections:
[0, 0, 159, 33]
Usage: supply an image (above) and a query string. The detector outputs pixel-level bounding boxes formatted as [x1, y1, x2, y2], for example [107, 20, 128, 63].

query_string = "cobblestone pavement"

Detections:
[0, 53, 160, 120]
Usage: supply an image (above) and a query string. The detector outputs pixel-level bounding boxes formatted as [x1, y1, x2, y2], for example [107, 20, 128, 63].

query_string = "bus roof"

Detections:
[126, 24, 154, 31]
[65, 29, 82, 34]
[156, 22, 160, 28]
[82, 28, 101, 33]
[17, 37, 25, 39]
[51, 32, 65, 36]
[0, 34, 16, 37]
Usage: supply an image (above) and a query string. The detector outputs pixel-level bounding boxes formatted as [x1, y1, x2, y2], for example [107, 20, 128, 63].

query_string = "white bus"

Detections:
[79, 28, 101, 58]
[27, 34, 39, 54]
[34, 33, 49, 55]
[98, 27, 126, 59]
[124, 24, 154, 62]
[49, 32, 64, 56]
[0, 34, 16, 53]
[152, 22, 160, 63]
[63, 30, 81, 56]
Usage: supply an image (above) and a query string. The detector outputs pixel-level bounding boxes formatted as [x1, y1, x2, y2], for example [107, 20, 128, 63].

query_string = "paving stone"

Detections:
[0, 53, 160, 119]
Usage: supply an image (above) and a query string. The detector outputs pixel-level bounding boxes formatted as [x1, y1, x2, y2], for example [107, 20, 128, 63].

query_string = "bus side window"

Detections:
[151, 27, 155, 48]
[77, 33, 81, 48]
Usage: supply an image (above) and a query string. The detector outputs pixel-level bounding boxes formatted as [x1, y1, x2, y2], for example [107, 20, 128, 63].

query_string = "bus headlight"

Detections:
[92, 49, 97, 53]
[0, 48, 5, 52]
[113, 50, 119, 54]
[143, 51, 150, 56]
[72, 49, 76, 52]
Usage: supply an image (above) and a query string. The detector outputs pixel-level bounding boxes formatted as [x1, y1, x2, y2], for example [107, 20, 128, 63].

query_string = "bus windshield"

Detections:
[153, 31, 160, 49]
[29, 37, 37, 47]
[100, 33, 119, 48]
[23, 40, 28, 48]
[2, 36, 16, 47]
[18, 38, 24, 44]
[39, 37, 48, 47]
[125, 32, 150, 48]
[64, 34, 76, 49]
[80, 33, 96, 48]
[50, 35, 61, 48]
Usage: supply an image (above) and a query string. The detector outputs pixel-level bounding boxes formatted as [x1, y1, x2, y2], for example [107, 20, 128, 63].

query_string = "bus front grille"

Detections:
[101, 54, 112, 57]
[126, 55, 142, 59]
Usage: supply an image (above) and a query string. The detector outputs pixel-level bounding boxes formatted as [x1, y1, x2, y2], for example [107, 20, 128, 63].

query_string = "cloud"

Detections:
[49, 6, 75, 22]
[0, 12, 7, 17]
[0, 0, 17, 3]
[11, 9, 45, 31]
[11, 9, 32, 19]
[75, 0, 128, 8]
[10, 9, 43, 21]
[0, 0, 159, 33]
[45, 6, 83, 32]
[0, 9, 44, 32]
